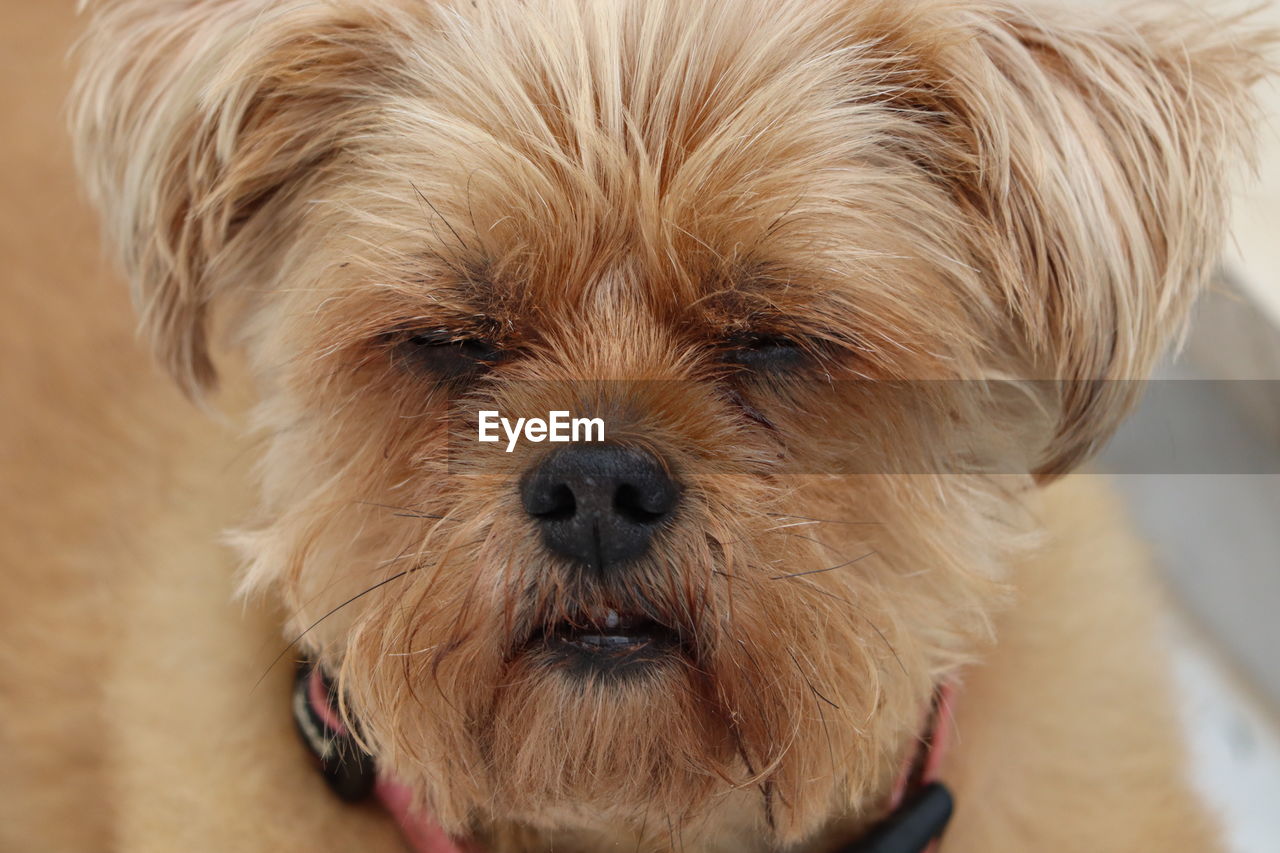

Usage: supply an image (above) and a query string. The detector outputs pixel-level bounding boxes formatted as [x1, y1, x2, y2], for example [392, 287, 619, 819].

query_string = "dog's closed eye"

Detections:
[720, 334, 809, 373]
[395, 331, 506, 382]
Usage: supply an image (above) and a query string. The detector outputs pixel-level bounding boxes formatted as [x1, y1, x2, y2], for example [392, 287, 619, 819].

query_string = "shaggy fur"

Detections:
[54, 0, 1269, 850]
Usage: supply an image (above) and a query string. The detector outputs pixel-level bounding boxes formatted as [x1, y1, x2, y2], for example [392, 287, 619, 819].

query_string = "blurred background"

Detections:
[1084, 1, 1280, 849]
[0, 1, 1277, 851]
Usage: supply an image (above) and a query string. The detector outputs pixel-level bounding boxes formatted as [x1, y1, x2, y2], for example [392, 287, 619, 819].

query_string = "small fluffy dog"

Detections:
[67, 0, 1267, 850]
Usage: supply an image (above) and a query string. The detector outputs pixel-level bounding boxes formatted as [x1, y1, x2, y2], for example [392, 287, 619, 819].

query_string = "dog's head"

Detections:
[73, 0, 1265, 846]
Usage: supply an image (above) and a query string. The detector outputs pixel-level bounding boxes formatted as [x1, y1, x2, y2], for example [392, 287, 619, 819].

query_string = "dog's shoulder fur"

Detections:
[946, 476, 1223, 852]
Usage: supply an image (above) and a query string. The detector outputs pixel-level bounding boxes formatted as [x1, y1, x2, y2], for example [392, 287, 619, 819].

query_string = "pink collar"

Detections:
[293, 662, 956, 853]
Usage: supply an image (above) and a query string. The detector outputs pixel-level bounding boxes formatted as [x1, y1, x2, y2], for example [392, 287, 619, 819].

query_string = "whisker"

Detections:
[386, 643, 442, 658]
[770, 574, 906, 676]
[766, 513, 883, 526]
[784, 647, 838, 777]
[770, 531, 833, 549]
[864, 615, 908, 677]
[770, 550, 877, 580]
[411, 181, 470, 253]
[355, 499, 446, 520]
[765, 519, 822, 530]
[252, 568, 415, 692]
[632, 796, 653, 853]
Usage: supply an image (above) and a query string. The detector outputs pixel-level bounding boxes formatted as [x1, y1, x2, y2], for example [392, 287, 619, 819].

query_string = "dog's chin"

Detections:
[449, 602, 734, 816]
[517, 608, 688, 682]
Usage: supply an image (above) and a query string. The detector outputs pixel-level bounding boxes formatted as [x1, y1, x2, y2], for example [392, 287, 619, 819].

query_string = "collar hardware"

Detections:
[835, 782, 953, 853]
[292, 661, 377, 802]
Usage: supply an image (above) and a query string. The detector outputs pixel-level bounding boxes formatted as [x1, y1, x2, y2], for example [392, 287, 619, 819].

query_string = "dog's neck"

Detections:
[293, 662, 955, 853]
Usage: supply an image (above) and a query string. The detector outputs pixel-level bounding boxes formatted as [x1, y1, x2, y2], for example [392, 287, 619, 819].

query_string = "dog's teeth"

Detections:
[605, 609, 620, 629]
[581, 634, 637, 648]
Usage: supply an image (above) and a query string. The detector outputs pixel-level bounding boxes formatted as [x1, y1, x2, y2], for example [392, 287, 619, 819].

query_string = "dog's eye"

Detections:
[396, 331, 505, 381]
[721, 334, 808, 372]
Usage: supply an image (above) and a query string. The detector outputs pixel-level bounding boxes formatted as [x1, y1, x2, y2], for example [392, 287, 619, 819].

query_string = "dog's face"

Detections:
[73, 0, 1263, 846]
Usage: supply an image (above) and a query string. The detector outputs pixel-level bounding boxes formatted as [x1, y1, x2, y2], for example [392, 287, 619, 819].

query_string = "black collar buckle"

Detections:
[835, 782, 954, 853]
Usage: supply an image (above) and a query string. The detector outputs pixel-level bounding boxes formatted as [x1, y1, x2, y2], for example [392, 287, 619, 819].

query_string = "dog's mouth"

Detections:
[524, 608, 683, 678]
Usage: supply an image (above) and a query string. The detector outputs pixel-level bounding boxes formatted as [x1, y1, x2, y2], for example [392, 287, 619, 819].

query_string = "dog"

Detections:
[54, 0, 1268, 850]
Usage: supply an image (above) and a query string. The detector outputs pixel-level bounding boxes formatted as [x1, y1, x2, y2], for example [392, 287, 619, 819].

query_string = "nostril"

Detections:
[613, 483, 670, 525]
[532, 483, 577, 521]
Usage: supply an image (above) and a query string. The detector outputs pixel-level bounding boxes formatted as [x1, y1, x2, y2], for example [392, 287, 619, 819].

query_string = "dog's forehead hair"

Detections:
[331, 0, 942, 336]
[398, 256, 815, 341]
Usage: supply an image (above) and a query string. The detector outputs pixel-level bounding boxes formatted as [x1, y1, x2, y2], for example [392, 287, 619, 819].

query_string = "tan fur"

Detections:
[0, 0, 1268, 850]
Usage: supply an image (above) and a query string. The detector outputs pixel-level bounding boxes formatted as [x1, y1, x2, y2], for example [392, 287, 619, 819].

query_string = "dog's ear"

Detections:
[879, 2, 1270, 478]
[72, 1, 415, 395]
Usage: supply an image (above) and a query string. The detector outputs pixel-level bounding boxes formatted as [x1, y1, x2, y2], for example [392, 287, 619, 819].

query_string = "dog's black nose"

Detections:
[521, 445, 679, 572]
